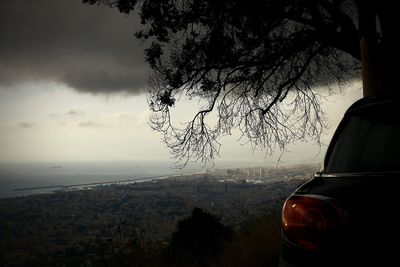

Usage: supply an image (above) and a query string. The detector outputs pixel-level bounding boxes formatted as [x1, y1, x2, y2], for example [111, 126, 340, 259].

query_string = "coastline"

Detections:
[2, 171, 205, 200]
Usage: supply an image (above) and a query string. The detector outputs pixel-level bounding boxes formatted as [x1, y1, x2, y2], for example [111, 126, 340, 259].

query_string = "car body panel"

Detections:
[279, 95, 400, 267]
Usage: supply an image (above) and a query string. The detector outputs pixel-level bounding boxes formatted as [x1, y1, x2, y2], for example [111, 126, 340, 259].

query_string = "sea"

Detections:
[0, 161, 207, 199]
[0, 160, 268, 199]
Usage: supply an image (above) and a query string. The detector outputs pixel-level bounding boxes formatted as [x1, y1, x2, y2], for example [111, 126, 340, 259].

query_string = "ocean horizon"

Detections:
[0, 161, 204, 199]
[0, 160, 283, 199]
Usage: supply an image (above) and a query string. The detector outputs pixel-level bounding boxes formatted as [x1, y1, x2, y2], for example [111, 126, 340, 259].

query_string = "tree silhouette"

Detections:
[83, 0, 399, 166]
[166, 208, 233, 267]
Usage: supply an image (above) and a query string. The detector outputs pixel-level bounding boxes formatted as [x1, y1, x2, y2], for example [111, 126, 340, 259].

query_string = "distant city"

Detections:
[0, 164, 319, 266]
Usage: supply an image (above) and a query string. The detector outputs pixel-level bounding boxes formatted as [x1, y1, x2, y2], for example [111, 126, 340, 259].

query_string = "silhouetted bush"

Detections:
[165, 208, 233, 267]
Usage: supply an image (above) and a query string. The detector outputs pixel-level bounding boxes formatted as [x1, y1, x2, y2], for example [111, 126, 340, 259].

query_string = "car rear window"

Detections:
[325, 104, 400, 173]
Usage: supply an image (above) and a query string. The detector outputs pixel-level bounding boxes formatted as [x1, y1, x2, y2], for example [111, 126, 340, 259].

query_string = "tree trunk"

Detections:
[357, 1, 381, 97]
[357, 1, 400, 97]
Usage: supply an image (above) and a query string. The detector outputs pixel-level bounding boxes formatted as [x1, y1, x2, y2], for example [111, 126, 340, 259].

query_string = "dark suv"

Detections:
[279, 95, 400, 267]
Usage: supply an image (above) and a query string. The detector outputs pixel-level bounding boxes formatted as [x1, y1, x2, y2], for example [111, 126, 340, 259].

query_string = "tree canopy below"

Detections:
[83, 0, 399, 166]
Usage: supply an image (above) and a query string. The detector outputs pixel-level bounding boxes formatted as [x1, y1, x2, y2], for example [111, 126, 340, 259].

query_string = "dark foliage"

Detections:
[165, 208, 233, 267]
[83, 0, 399, 166]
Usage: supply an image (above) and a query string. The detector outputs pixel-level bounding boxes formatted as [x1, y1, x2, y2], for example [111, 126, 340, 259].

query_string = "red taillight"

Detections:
[282, 195, 347, 250]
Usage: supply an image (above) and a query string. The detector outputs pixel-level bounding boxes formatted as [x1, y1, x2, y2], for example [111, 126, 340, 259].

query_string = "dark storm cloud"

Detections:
[0, 0, 148, 94]
[63, 69, 148, 94]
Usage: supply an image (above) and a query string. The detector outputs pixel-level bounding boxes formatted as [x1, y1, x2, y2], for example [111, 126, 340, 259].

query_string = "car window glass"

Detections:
[326, 110, 400, 173]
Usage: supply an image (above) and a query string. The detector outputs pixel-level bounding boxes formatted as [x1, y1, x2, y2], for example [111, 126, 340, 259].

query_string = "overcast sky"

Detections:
[0, 0, 363, 167]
